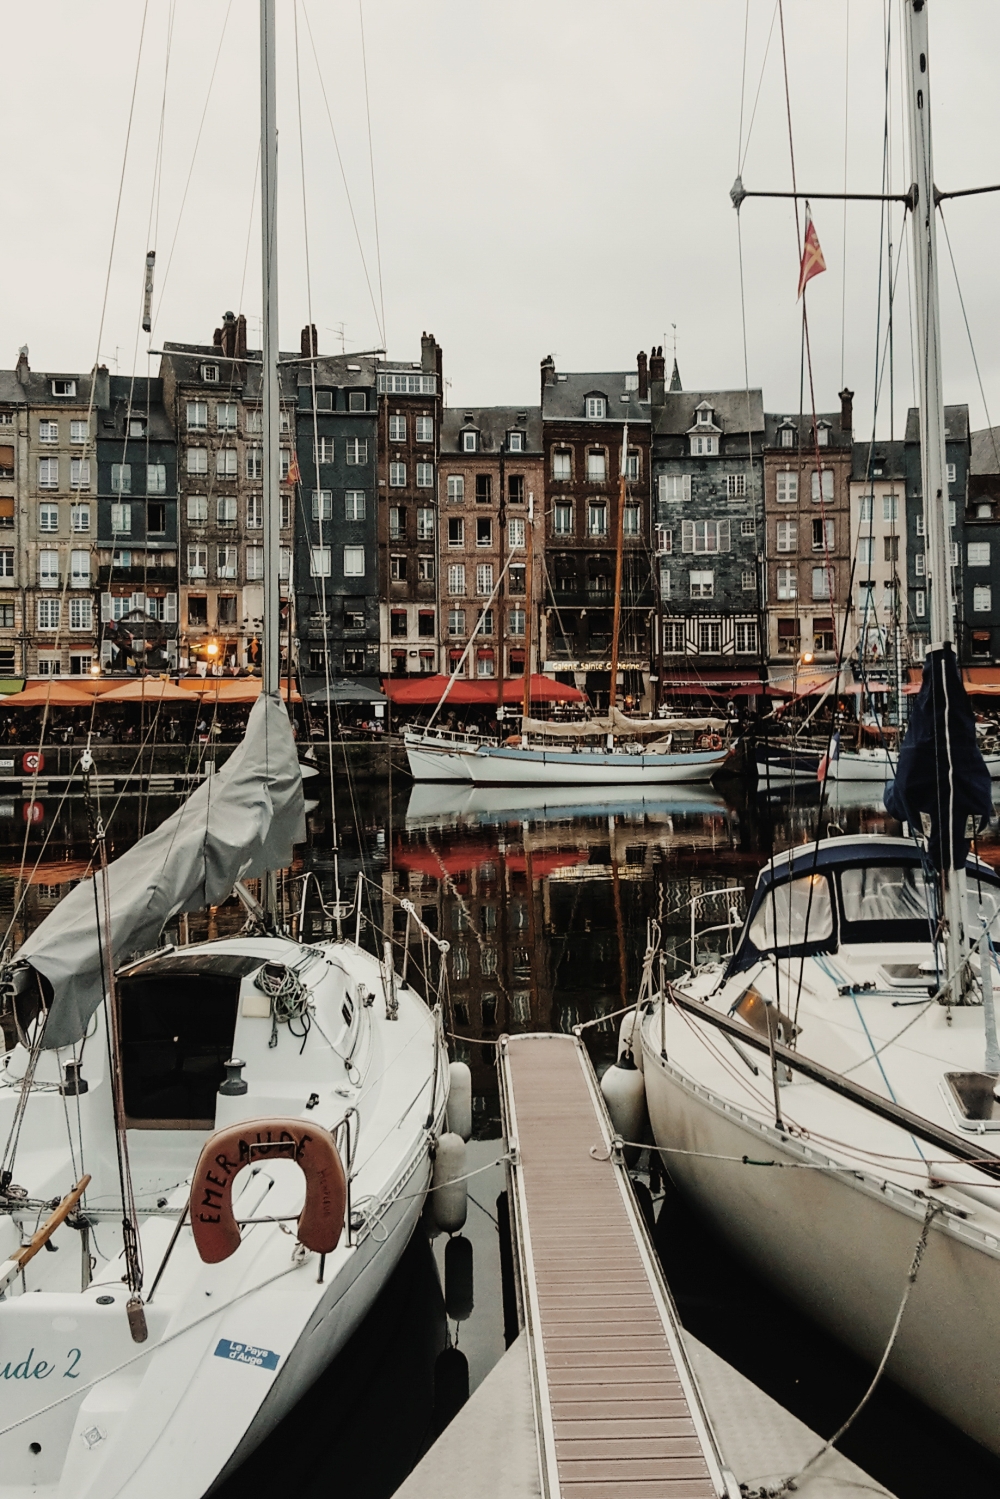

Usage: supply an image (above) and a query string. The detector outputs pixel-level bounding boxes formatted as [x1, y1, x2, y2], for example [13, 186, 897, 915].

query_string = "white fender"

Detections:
[618, 1009, 644, 1073]
[600, 1055, 647, 1148]
[446, 1060, 473, 1141]
[431, 1132, 468, 1233]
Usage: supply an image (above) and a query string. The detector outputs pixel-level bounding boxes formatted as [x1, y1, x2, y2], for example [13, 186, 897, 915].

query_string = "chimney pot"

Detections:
[637, 350, 648, 402]
[540, 355, 556, 391]
[235, 314, 248, 360]
[839, 387, 854, 434]
[649, 346, 665, 383]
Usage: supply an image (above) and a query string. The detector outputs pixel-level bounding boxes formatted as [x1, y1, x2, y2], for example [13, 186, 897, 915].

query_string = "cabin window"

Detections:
[748, 873, 833, 951]
[839, 865, 928, 926]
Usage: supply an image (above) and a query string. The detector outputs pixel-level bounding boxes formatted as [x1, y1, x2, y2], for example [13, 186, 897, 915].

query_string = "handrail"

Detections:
[688, 886, 746, 971]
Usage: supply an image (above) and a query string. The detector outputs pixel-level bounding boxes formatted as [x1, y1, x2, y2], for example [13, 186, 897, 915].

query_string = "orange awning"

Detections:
[8, 683, 94, 708]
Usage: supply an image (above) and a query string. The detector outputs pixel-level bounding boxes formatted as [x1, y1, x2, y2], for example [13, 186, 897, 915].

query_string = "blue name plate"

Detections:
[214, 1339, 280, 1371]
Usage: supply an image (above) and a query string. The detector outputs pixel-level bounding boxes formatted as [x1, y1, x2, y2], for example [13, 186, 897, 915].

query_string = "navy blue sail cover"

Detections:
[884, 644, 993, 870]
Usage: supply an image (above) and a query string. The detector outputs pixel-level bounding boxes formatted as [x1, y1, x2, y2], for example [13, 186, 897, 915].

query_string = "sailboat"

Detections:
[0, 8, 446, 1494]
[404, 445, 736, 786]
[640, 1, 1000, 1457]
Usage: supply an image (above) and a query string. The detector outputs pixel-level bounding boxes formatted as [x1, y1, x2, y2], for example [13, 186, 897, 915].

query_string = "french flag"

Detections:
[817, 731, 840, 782]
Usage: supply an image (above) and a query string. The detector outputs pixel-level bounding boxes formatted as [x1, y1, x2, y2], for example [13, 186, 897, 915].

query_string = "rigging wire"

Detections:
[940, 209, 1000, 474]
[840, 0, 850, 391]
[357, 0, 387, 353]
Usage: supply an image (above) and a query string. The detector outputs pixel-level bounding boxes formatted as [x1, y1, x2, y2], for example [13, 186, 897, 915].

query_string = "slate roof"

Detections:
[0, 370, 26, 406]
[904, 404, 969, 443]
[299, 353, 379, 390]
[160, 342, 297, 399]
[850, 438, 907, 481]
[762, 410, 852, 448]
[542, 370, 650, 424]
[656, 389, 764, 437]
[441, 405, 542, 454]
[98, 375, 174, 441]
[971, 427, 1000, 476]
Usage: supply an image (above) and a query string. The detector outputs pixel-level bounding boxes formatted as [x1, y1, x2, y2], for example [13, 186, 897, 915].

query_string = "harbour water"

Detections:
[3, 775, 1000, 1497]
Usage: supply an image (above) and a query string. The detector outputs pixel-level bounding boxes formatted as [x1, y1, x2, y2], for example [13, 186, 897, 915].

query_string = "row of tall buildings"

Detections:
[0, 316, 997, 706]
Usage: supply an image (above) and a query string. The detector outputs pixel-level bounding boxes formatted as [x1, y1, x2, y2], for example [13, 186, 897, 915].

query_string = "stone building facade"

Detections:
[539, 354, 653, 710]
[762, 391, 854, 671]
[160, 313, 296, 674]
[293, 341, 380, 684]
[848, 438, 907, 677]
[377, 334, 443, 677]
[0, 365, 25, 679]
[651, 370, 764, 696]
[904, 404, 969, 665]
[438, 405, 544, 684]
[967, 423, 1000, 666]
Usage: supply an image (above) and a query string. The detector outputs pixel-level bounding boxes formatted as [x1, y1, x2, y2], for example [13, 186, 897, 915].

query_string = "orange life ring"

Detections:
[189, 1118, 347, 1264]
[698, 733, 723, 751]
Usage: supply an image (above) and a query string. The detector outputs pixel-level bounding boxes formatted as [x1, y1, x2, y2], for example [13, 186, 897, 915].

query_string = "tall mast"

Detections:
[260, 0, 280, 697]
[903, 0, 966, 993]
[607, 420, 628, 740]
[521, 493, 534, 740]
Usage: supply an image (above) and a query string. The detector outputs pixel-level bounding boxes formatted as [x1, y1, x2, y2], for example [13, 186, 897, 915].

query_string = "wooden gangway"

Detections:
[498, 1032, 736, 1499]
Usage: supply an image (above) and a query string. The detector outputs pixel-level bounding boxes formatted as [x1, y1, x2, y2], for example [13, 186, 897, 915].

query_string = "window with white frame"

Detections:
[188, 546, 207, 578]
[38, 457, 58, 489]
[462, 430, 477, 453]
[816, 424, 830, 447]
[681, 518, 730, 553]
[416, 462, 434, 488]
[111, 503, 131, 534]
[186, 401, 207, 430]
[508, 431, 523, 452]
[859, 537, 874, 564]
[280, 547, 292, 581]
[662, 620, 686, 652]
[187, 495, 207, 524]
[217, 496, 237, 527]
[689, 570, 714, 598]
[69, 597, 92, 632]
[811, 469, 834, 502]
[624, 451, 640, 481]
[69, 458, 90, 491]
[71, 504, 90, 533]
[947, 463, 957, 483]
[345, 491, 366, 521]
[553, 502, 573, 535]
[389, 462, 406, 487]
[508, 517, 525, 549]
[659, 565, 671, 597]
[858, 493, 873, 521]
[279, 409, 292, 433]
[916, 514, 925, 536]
[418, 555, 435, 581]
[389, 415, 406, 442]
[70, 550, 89, 587]
[246, 494, 262, 530]
[281, 493, 291, 529]
[416, 416, 433, 443]
[0, 549, 12, 578]
[448, 608, 466, 636]
[311, 490, 332, 521]
[346, 438, 368, 465]
[216, 402, 238, 430]
[447, 475, 464, 503]
[70, 419, 88, 445]
[51, 379, 75, 398]
[38, 550, 59, 585]
[696, 406, 713, 426]
[508, 606, 525, 636]
[726, 474, 746, 498]
[742, 570, 756, 590]
[690, 434, 718, 456]
[858, 581, 875, 612]
[447, 516, 464, 547]
[776, 520, 796, 552]
[215, 448, 237, 478]
[586, 450, 607, 482]
[552, 450, 571, 480]
[314, 437, 335, 463]
[245, 447, 262, 480]
[813, 517, 835, 551]
[476, 563, 494, 595]
[309, 546, 331, 577]
[659, 474, 690, 504]
[585, 396, 606, 419]
[37, 654, 61, 676]
[882, 492, 899, 522]
[246, 546, 264, 579]
[200, 364, 219, 383]
[587, 502, 608, 537]
[915, 589, 926, 617]
[780, 426, 795, 447]
[448, 564, 466, 596]
[417, 508, 434, 541]
[741, 519, 756, 537]
[343, 546, 365, 577]
[37, 598, 60, 631]
[623, 505, 640, 536]
[974, 585, 992, 612]
[776, 471, 798, 504]
[389, 555, 406, 582]
[112, 464, 132, 494]
[951, 541, 959, 565]
[811, 566, 832, 599]
[39, 504, 58, 533]
[245, 409, 262, 433]
[39, 420, 58, 444]
[186, 447, 208, 475]
[969, 542, 991, 566]
[776, 566, 797, 600]
[146, 463, 166, 494]
[217, 547, 237, 579]
[915, 551, 925, 576]
[698, 621, 722, 653]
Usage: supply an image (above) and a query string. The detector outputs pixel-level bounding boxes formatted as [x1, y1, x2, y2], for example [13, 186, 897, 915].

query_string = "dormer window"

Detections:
[696, 406, 713, 426]
[51, 379, 76, 398]
[462, 430, 478, 453]
[779, 423, 795, 448]
[690, 434, 718, 456]
[624, 374, 639, 392]
[508, 431, 523, 452]
[129, 417, 146, 438]
[816, 422, 830, 447]
[585, 396, 606, 420]
[201, 364, 219, 383]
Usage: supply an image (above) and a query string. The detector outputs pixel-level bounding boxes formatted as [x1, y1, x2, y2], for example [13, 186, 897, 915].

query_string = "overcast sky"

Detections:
[5, 1, 1000, 436]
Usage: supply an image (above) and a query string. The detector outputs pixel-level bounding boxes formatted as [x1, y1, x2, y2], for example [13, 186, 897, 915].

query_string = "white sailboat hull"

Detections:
[405, 735, 730, 786]
[828, 745, 1000, 781]
[640, 1021, 1000, 1455]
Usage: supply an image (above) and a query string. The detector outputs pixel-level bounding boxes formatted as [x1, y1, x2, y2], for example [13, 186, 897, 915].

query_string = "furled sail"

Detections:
[884, 644, 993, 871]
[517, 709, 727, 739]
[21, 693, 306, 1049]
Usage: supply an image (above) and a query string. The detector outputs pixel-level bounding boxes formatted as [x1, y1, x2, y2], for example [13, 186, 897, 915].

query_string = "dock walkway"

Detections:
[499, 1031, 733, 1499]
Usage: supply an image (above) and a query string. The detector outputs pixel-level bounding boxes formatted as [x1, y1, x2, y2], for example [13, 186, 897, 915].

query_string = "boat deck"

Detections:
[498, 1032, 730, 1498]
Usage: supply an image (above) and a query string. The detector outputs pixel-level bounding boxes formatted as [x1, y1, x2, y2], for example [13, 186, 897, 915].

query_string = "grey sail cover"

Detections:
[23, 693, 306, 1049]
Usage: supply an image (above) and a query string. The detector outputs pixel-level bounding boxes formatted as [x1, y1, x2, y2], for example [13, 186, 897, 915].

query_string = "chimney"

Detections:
[637, 351, 648, 402]
[212, 325, 223, 350]
[839, 387, 854, 435]
[421, 331, 437, 373]
[649, 345, 665, 383]
[300, 323, 318, 358]
[540, 355, 556, 394]
[235, 314, 248, 360]
[94, 364, 110, 411]
[219, 311, 237, 360]
[15, 346, 29, 386]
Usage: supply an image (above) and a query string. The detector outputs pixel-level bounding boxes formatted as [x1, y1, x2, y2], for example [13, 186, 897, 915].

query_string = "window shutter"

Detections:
[682, 475, 691, 502]
[132, 592, 146, 613]
[165, 592, 177, 622]
[100, 640, 114, 666]
[718, 520, 731, 552]
[681, 519, 694, 553]
[100, 593, 112, 622]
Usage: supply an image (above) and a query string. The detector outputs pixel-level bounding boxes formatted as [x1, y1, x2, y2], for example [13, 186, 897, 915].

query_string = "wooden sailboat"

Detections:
[0, 8, 447, 1494]
[404, 428, 736, 785]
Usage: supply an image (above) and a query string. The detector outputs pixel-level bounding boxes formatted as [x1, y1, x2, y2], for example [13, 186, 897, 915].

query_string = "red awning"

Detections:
[659, 671, 763, 699]
[392, 844, 588, 878]
[382, 674, 585, 707]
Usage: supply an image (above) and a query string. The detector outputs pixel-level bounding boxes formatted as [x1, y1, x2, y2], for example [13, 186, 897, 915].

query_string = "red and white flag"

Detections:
[797, 202, 827, 299]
